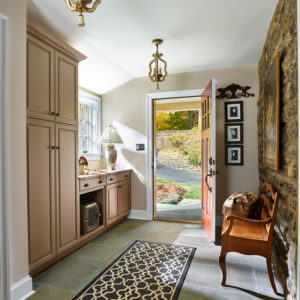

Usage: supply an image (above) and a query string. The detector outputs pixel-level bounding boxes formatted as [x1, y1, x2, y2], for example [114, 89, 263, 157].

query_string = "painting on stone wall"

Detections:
[263, 52, 280, 170]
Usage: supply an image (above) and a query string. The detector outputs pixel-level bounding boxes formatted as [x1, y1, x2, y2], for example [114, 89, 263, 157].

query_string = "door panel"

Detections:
[201, 79, 217, 241]
[119, 181, 130, 217]
[56, 124, 79, 253]
[27, 35, 55, 120]
[27, 118, 56, 267]
[106, 184, 119, 225]
[56, 52, 78, 125]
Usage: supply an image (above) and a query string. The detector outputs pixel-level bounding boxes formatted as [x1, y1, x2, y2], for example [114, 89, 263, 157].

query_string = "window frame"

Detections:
[78, 87, 102, 160]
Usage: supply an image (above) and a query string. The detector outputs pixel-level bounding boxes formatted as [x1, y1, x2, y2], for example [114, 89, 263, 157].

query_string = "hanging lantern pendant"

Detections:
[148, 39, 168, 89]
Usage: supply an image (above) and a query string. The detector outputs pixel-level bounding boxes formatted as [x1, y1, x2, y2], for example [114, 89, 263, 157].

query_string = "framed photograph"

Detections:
[225, 101, 243, 122]
[263, 52, 280, 170]
[225, 145, 244, 166]
[225, 123, 243, 144]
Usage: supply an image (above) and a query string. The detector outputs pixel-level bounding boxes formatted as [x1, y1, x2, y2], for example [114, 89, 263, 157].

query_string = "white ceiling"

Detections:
[27, 0, 278, 94]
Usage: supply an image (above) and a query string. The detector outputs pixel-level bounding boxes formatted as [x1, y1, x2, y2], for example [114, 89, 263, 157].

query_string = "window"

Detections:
[78, 89, 101, 160]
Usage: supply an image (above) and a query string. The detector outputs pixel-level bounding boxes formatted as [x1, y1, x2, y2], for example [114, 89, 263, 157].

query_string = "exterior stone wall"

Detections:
[157, 151, 200, 172]
[257, 0, 297, 298]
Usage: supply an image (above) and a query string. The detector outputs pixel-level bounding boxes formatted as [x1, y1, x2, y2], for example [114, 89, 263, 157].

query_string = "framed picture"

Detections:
[225, 101, 243, 122]
[225, 145, 244, 166]
[263, 52, 280, 170]
[225, 123, 243, 144]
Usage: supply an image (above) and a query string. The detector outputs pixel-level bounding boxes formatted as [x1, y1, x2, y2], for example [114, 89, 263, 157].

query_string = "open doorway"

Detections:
[153, 97, 202, 223]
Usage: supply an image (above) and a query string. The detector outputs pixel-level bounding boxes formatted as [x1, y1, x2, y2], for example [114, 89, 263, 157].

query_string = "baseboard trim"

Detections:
[128, 210, 149, 220]
[11, 275, 34, 300]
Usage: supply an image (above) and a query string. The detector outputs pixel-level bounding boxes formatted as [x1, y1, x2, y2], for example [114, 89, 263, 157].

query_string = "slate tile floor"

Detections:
[28, 219, 285, 300]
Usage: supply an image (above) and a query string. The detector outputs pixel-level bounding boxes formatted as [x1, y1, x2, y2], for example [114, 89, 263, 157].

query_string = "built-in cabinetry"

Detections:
[26, 21, 131, 277]
[79, 170, 131, 230]
[26, 20, 85, 275]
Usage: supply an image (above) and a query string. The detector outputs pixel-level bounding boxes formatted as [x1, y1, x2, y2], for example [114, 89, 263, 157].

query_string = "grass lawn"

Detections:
[156, 178, 201, 199]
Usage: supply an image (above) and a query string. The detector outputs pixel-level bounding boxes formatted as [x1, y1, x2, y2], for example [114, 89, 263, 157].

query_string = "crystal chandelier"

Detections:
[64, 0, 102, 27]
[148, 39, 168, 89]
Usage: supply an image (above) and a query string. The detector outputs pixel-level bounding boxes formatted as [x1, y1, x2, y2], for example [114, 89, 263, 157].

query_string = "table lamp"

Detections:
[100, 125, 123, 171]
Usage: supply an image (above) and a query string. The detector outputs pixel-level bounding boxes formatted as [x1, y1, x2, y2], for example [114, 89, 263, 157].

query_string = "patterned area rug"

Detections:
[73, 240, 196, 300]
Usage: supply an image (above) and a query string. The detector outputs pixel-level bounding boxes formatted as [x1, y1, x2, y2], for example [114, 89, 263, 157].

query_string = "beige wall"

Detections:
[102, 66, 260, 221]
[1, 0, 28, 284]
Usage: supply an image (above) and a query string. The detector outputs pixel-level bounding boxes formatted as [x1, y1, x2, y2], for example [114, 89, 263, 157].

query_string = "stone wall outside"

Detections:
[156, 130, 190, 150]
[257, 0, 297, 298]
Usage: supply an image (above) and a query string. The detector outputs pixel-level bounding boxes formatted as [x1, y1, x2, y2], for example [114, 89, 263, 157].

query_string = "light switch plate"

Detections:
[136, 144, 145, 151]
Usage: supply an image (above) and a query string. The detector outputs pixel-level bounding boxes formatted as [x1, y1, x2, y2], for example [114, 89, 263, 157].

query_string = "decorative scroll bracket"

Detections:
[216, 83, 255, 100]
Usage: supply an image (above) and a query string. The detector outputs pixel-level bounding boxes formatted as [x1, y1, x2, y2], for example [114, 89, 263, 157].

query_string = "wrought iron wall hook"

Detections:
[217, 83, 255, 100]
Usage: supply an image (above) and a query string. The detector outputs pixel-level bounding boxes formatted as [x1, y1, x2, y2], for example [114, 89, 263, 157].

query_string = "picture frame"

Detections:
[225, 123, 243, 144]
[225, 101, 243, 122]
[225, 145, 244, 166]
[263, 52, 280, 170]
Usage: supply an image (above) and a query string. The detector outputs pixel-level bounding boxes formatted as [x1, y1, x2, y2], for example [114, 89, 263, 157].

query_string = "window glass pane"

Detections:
[78, 90, 101, 157]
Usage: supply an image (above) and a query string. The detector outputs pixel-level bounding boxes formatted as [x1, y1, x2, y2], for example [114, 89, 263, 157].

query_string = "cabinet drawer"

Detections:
[79, 176, 106, 192]
[107, 171, 130, 184]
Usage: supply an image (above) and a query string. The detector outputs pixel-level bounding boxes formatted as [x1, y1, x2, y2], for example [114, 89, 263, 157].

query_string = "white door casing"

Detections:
[0, 13, 10, 300]
[146, 89, 205, 221]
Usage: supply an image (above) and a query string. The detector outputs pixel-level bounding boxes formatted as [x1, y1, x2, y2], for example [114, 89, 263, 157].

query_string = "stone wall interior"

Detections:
[257, 0, 297, 298]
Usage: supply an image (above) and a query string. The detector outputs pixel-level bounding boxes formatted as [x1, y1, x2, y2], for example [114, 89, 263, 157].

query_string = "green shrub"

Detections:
[187, 140, 202, 166]
[168, 132, 188, 148]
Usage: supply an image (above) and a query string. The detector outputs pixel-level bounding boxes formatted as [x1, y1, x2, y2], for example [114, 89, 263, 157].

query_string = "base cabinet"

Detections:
[106, 176, 131, 226]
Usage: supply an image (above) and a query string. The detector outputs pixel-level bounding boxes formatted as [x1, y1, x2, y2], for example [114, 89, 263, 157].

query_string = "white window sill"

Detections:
[80, 154, 102, 161]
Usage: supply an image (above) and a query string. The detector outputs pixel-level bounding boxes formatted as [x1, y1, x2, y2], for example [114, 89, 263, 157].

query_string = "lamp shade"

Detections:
[100, 125, 123, 144]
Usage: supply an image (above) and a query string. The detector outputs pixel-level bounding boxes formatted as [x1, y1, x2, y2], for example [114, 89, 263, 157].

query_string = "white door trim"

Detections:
[0, 13, 11, 300]
[146, 89, 204, 220]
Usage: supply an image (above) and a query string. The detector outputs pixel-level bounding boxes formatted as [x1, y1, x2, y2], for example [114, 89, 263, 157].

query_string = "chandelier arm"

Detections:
[86, 0, 102, 12]
[158, 55, 168, 82]
[148, 58, 157, 82]
[64, 0, 77, 11]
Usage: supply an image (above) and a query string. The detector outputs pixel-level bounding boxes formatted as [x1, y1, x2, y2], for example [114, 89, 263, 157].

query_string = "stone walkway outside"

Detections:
[156, 162, 201, 221]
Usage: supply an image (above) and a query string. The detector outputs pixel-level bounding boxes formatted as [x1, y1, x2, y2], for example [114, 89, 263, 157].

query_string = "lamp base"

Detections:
[105, 143, 117, 171]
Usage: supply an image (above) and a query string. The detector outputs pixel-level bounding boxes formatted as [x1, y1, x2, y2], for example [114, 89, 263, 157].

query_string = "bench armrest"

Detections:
[222, 214, 272, 236]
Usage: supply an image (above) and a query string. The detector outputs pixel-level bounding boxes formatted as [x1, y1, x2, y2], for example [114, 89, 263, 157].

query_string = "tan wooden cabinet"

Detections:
[27, 35, 55, 121]
[27, 118, 56, 270]
[55, 52, 78, 125]
[26, 20, 85, 275]
[26, 22, 83, 125]
[55, 124, 79, 253]
[106, 171, 131, 226]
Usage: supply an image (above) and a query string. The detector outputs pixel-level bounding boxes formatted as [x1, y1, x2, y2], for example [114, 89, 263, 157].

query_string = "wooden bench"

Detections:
[218, 180, 279, 295]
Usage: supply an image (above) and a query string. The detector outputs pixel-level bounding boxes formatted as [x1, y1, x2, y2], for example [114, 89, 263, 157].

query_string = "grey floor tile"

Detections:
[30, 219, 284, 300]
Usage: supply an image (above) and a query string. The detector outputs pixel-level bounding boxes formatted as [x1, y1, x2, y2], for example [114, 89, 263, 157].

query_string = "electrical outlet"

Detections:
[136, 144, 145, 151]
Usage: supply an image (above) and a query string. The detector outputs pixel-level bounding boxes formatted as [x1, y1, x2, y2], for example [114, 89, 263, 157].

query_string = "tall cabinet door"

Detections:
[119, 181, 130, 217]
[106, 184, 119, 225]
[55, 52, 78, 125]
[55, 123, 79, 253]
[27, 35, 55, 121]
[27, 118, 56, 270]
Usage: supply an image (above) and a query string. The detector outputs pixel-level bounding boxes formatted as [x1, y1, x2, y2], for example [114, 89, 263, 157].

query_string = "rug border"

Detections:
[73, 240, 196, 300]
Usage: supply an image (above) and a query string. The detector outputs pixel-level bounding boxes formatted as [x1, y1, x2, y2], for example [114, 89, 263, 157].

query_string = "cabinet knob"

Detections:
[84, 183, 89, 187]
[50, 112, 55, 115]
[56, 146, 60, 150]
[109, 178, 113, 181]
[56, 113, 60, 116]
[98, 180, 102, 184]
[125, 175, 128, 178]
[51, 146, 56, 149]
